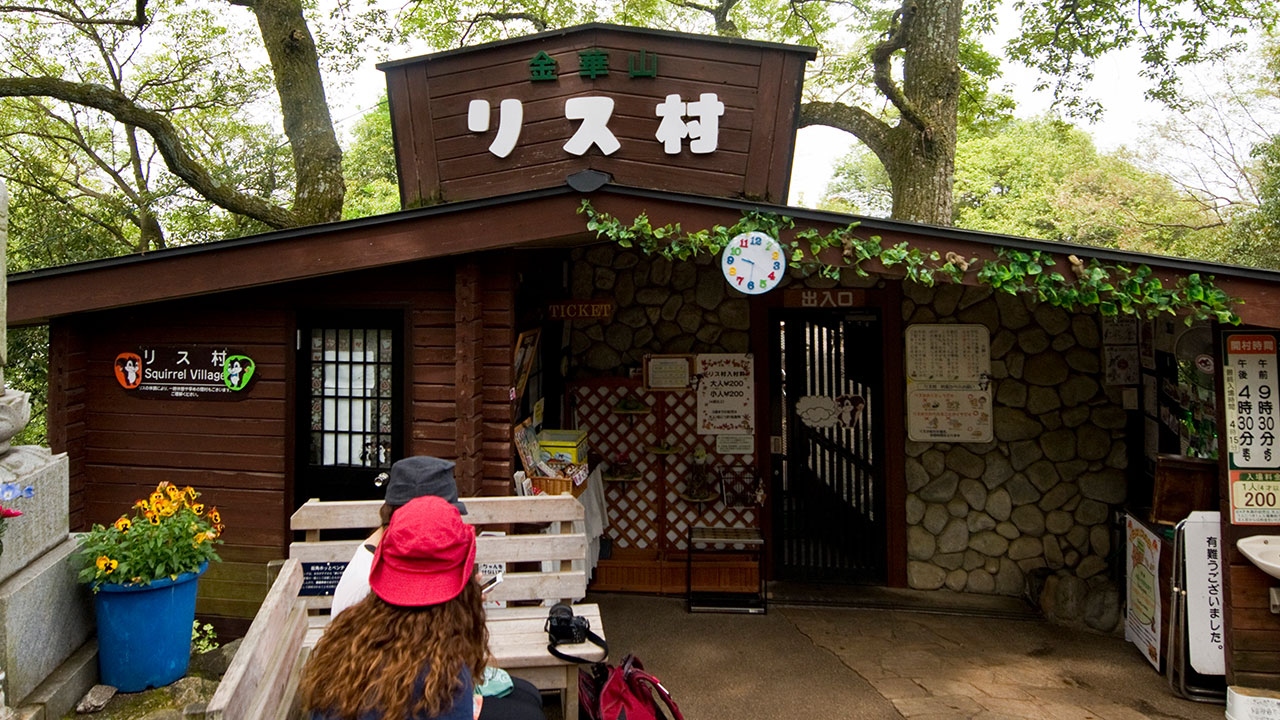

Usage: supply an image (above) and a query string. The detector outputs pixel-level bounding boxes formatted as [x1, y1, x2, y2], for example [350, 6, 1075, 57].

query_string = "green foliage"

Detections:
[7, 326, 48, 447]
[952, 117, 1225, 254]
[192, 620, 220, 654]
[581, 201, 1242, 324]
[0, 0, 291, 261]
[77, 482, 223, 590]
[975, 249, 1241, 324]
[342, 99, 401, 220]
[1004, 0, 1276, 119]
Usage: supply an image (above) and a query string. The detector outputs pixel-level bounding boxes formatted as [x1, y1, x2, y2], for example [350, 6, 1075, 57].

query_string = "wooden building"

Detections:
[11, 23, 1280, 691]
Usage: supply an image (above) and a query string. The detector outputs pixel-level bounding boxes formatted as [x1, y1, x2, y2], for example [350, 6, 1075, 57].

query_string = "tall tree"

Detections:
[0, 0, 343, 241]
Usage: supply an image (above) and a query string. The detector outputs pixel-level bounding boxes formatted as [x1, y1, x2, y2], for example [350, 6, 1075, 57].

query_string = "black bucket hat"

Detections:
[383, 456, 467, 514]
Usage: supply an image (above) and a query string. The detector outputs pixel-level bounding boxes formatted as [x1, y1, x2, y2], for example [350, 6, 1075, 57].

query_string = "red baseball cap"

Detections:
[369, 495, 476, 607]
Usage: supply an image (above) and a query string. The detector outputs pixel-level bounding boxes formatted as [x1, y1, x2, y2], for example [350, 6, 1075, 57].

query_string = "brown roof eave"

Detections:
[11, 183, 1280, 329]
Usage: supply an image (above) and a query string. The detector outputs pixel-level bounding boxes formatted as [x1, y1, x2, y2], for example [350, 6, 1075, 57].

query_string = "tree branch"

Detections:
[0, 2, 147, 27]
[870, 1, 929, 135]
[798, 100, 892, 164]
[471, 11, 548, 30]
[0, 75, 297, 228]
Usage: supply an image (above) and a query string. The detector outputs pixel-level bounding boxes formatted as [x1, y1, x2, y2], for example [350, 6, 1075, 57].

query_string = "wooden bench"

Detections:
[287, 494, 606, 720]
[204, 557, 309, 720]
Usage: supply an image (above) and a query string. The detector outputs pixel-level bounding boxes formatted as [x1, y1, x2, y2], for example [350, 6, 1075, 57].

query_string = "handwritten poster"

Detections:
[1126, 515, 1163, 670]
[696, 354, 754, 434]
[907, 386, 992, 442]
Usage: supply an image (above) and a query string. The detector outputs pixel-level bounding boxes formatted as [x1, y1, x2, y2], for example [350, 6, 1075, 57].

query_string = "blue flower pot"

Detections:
[93, 562, 207, 692]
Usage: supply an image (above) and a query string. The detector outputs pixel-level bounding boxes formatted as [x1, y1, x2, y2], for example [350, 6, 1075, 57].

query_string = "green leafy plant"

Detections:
[77, 482, 224, 591]
[579, 201, 1242, 325]
[192, 620, 220, 654]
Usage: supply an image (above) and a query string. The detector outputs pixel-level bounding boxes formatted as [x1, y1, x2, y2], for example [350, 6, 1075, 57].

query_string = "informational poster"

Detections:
[714, 434, 754, 455]
[1225, 333, 1280, 524]
[905, 324, 989, 382]
[644, 355, 693, 391]
[906, 385, 992, 443]
[1183, 511, 1225, 676]
[1126, 515, 1163, 670]
[905, 325, 992, 442]
[696, 354, 754, 434]
[299, 561, 346, 597]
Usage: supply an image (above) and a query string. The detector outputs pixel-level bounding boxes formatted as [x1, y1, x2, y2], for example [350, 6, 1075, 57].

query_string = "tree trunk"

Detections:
[886, 0, 960, 225]
[798, 0, 961, 226]
[235, 0, 345, 225]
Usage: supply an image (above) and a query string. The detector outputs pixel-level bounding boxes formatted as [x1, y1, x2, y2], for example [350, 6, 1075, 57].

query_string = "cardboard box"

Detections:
[538, 429, 589, 464]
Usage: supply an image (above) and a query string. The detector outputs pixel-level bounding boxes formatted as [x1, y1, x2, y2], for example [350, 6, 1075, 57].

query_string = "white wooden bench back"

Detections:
[289, 495, 588, 610]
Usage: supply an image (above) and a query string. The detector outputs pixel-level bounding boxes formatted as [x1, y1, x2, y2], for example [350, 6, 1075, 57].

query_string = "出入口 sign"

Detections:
[115, 346, 256, 400]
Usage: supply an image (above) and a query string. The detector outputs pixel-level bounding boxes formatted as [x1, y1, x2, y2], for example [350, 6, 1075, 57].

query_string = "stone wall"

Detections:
[902, 282, 1128, 633]
[566, 243, 1130, 632]
[568, 246, 747, 367]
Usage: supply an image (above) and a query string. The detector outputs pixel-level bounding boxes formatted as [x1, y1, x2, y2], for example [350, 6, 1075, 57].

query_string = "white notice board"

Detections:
[905, 325, 992, 442]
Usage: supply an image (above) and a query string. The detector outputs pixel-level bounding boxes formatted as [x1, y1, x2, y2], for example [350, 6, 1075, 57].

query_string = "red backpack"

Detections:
[578, 654, 685, 720]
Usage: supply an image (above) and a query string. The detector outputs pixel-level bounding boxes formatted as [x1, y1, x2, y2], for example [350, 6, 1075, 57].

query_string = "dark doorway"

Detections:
[771, 311, 887, 584]
[294, 312, 403, 508]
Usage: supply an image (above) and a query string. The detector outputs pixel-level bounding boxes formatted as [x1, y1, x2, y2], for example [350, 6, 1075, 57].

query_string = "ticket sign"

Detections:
[1231, 471, 1280, 525]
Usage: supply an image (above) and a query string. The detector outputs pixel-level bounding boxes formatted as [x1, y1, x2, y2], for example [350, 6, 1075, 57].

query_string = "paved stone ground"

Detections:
[592, 593, 1226, 720]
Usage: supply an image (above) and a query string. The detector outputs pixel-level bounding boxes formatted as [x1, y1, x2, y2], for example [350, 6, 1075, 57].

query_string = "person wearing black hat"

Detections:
[331, 456, 468, 618]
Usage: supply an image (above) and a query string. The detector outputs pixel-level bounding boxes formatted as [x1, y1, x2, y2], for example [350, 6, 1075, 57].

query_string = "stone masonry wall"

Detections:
[902, 282, 1128, 633]
[568, 245, 747, 365]
[567, 242, 1130, 632]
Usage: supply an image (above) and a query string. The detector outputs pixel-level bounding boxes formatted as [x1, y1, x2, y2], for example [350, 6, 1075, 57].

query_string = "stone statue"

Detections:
[0, 180, 30, 456]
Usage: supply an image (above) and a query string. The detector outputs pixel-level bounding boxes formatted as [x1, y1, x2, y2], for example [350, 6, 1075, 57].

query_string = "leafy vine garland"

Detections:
[578, 200, 1242, 325]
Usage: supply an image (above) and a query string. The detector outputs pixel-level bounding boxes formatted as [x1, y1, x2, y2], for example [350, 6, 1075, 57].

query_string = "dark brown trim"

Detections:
[881, 280, 907, 587]
[13, 185, 1280, 329]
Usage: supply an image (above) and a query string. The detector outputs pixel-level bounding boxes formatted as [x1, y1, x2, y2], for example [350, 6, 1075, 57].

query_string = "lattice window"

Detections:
[308, 327, 396, 468]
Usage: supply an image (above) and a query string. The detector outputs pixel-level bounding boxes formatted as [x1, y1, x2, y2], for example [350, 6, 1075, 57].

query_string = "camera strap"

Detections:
[547, 628, 609, 664]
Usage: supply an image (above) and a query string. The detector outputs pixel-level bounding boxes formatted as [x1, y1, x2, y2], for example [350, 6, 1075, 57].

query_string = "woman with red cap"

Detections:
[299, 495, 523, 720]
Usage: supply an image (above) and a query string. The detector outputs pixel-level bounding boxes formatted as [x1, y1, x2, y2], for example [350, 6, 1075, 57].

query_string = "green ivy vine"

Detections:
[578, 201, 1243, 325]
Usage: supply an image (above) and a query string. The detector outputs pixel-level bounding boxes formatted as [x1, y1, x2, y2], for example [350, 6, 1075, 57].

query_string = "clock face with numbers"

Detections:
[721, 232, 784, 295]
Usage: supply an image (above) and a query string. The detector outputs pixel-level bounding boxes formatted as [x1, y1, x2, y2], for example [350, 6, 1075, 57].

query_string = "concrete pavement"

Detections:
[583, 592, 1225, 720]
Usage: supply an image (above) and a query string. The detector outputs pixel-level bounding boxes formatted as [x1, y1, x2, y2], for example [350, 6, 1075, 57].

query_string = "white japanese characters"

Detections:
[655, 93, 724, 154]
[467, 93, 724, 158]
[564, 97, 620, 155]
[467, 99, 523, 158]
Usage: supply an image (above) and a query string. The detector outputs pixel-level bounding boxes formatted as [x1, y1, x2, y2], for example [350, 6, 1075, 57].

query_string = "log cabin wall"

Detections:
[381, 24, 815, 207]
[43, 255, 519, 635]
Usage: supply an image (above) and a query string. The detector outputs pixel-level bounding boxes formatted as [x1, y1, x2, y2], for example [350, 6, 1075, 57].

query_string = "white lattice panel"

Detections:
[573, 379, 759, 553]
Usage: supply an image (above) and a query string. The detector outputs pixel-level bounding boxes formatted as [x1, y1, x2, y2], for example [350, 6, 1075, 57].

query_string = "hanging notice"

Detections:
[1125, 515, 1163, 671]
[905, 325, 992, 442]
[1183, 511, 1225, 676]
[696, 354, 753, 434]
[114, 346, 256, 399]
[1225, 333, 1280, 524]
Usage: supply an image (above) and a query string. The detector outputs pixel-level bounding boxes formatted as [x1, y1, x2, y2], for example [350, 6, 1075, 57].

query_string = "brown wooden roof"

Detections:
[11, 185, 1280, 329]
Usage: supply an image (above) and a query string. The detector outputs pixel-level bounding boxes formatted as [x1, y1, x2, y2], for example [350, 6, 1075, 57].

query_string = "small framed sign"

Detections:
[644, 354, 693, 391]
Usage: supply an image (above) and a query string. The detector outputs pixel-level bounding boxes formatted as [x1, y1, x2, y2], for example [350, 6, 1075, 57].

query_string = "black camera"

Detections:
[545, 602, 590, 645]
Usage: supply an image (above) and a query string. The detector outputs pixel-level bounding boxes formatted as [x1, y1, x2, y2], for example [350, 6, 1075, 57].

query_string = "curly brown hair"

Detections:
[299, 580, 490, 718]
